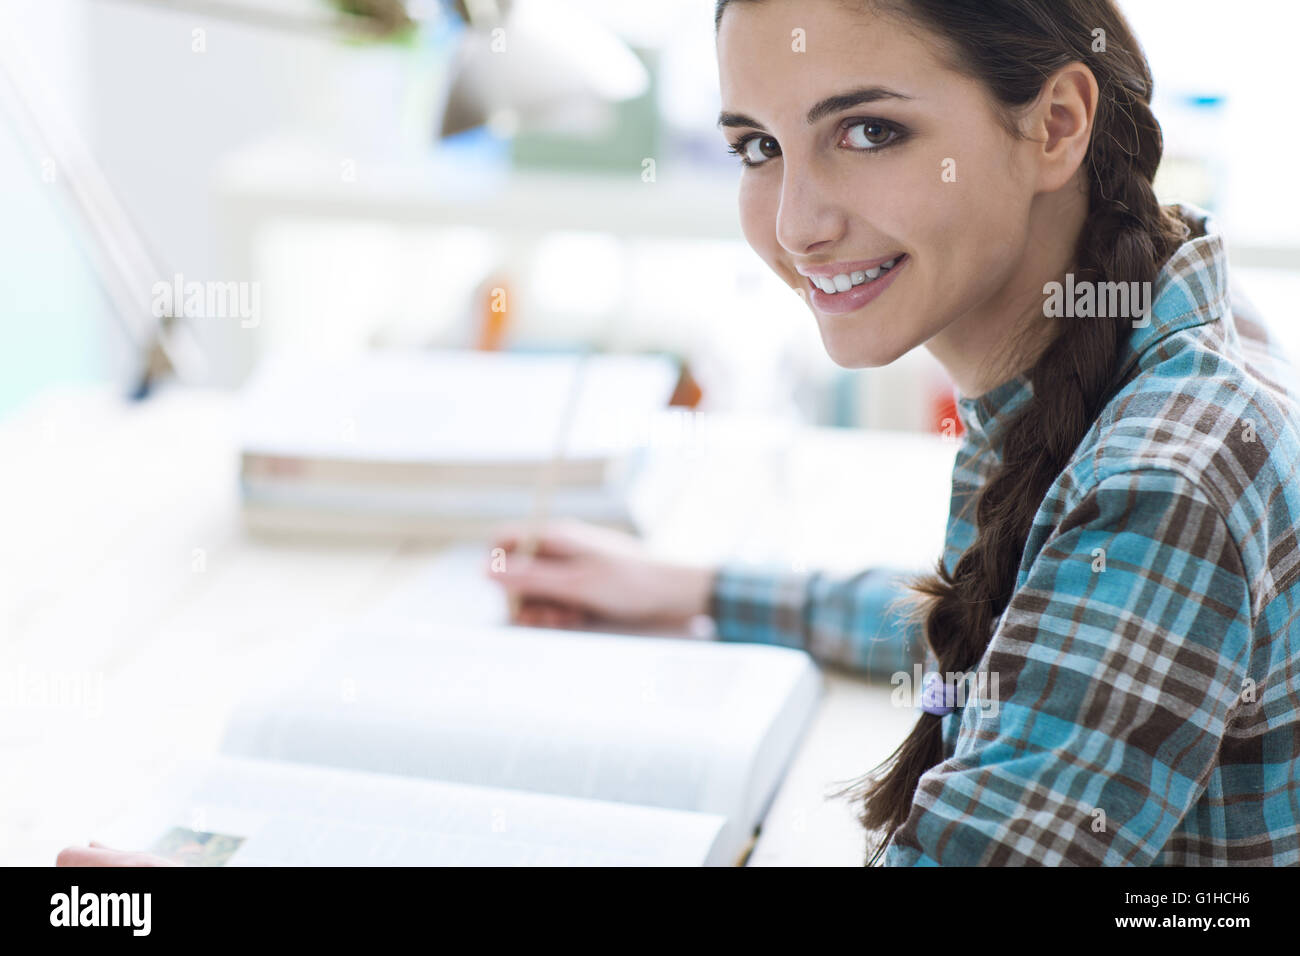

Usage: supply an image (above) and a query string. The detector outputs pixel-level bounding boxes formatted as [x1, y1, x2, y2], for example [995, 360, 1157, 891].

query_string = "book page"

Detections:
[99, 755, 730, 866]
[220, 623, 821, 862]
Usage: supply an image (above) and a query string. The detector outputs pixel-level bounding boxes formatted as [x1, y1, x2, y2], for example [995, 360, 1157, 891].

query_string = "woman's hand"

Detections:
[56, 841, 179, 867]
[484, 518, 717, 631]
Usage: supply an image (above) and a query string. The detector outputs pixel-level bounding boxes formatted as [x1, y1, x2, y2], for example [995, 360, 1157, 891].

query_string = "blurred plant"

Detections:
[331, 0, 417, 40]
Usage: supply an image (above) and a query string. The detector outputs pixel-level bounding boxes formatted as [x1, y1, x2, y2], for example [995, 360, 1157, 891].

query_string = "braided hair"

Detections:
[714, 0, 1190, 863]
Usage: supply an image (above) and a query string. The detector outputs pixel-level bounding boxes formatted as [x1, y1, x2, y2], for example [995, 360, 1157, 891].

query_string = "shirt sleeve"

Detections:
[885, 467, 1253, 866]
[707, 562, 929, 677]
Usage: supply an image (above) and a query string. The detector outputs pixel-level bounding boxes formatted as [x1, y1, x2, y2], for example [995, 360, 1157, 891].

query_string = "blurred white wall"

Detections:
[1123, 0, 1300, 244]
[2, 0, 1296, 422]
[83, 2, 352, 280]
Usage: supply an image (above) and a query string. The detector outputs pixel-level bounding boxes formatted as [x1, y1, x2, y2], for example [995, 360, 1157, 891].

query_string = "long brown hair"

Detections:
[714, 0, 1190, 863]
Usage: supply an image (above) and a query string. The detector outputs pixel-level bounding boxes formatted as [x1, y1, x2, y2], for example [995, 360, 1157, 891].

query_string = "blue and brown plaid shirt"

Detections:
[709, 206, 1300, 865]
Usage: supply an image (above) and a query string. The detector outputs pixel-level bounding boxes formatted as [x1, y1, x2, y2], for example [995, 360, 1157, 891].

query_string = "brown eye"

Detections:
[741, 134, 781, 165]
[843, 120, 900, 150]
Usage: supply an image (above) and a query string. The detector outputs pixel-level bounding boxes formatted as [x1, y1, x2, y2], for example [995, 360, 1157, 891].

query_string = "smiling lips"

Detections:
[797, 253, 908, 315]
[799, 254, 904, 294]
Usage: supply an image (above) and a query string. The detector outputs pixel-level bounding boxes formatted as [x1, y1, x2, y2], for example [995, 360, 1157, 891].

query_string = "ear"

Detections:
[1027, 62, 1098, 193]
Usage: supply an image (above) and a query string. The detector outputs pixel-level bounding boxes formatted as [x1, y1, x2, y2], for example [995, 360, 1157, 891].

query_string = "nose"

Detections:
[774, 154, 847, 257]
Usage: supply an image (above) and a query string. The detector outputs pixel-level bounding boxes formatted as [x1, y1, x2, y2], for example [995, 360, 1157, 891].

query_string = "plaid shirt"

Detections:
[709, 206, 1300, 865]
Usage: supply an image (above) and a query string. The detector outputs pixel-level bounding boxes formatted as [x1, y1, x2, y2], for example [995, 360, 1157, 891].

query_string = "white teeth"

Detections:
[809, 257, 902, 294]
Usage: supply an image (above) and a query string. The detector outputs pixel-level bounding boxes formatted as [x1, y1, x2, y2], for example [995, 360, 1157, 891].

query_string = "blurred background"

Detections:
[4, 0, 1295, 432]
[2, 0, 1297, 870]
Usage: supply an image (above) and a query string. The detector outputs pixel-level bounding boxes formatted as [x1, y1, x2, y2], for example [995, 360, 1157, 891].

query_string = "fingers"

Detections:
[491, 554, 592, 627]
[56, 846, 92, 866]
[485, 518, 597, 561]
[492, 553, 595, 610]
[481, 520, 630, 622]
[57, 844, 179, 867]
[483, 530, 585, 592]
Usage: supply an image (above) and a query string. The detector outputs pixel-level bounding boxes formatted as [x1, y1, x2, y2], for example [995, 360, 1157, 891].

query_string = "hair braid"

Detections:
[854, 4, 1189, 865]
[715, 0, 1191, 864]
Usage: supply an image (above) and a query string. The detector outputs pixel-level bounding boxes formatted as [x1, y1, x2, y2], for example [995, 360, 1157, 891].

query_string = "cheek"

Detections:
[940, 184, 1028, 296]
[894, 147, 1029, 298]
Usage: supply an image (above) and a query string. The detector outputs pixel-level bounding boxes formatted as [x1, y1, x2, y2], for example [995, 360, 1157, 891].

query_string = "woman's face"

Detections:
[716, 0, 1046, 370]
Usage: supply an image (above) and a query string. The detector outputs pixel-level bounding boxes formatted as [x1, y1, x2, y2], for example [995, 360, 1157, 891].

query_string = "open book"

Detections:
[100, 623, 822, 866]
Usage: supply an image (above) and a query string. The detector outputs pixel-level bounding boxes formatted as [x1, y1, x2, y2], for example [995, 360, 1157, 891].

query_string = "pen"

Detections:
[508, 348, 591, 621]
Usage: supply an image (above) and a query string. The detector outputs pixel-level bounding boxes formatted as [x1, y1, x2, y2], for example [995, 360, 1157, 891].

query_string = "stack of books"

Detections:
[237, 349, 681, 540]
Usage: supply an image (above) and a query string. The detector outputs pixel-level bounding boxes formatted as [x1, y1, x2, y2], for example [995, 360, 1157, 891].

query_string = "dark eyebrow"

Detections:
[717, 111, 762, 129]
[717, 86, 912, 129]
[806, 86, 912, 124]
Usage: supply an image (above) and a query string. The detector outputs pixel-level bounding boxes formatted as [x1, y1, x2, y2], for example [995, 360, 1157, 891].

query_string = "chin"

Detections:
[816, 320, 907, 370]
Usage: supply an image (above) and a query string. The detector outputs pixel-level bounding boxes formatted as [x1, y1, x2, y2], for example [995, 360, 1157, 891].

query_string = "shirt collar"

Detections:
[954, 368, 1034, 450]
[953, 203, 1225, 450]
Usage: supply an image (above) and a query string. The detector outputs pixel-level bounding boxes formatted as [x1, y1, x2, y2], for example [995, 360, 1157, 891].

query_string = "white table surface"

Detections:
[0, 384, 956, 866]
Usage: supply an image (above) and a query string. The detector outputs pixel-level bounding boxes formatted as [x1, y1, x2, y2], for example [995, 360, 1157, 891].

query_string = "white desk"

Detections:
[0, 385, 954, 866]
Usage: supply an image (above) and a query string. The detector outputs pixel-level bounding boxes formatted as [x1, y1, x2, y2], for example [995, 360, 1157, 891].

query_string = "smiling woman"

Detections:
[714, 0, 1176, 385]
[704, 0, 1300, 867]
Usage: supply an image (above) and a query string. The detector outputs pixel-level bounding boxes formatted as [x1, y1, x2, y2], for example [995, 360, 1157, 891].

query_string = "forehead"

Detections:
[716, 0, 942, 108]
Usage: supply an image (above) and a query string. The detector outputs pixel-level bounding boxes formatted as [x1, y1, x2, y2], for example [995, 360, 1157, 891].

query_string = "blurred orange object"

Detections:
[931, 380, 964, 439]
[669, 360, 703, 408]
[475, 276, 511, 351]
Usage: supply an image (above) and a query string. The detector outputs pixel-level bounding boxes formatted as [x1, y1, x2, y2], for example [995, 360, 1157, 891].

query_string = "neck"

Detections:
[926, 185, 1088, 399]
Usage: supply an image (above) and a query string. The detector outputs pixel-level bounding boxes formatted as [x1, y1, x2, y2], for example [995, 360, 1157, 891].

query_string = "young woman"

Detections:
[61, 0, 1299, 868]
[489, 0, 1300, 866]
